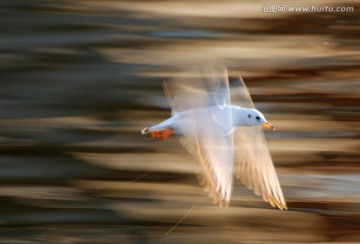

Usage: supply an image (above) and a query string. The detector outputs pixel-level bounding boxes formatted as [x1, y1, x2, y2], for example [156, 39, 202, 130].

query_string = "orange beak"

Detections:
[262, 122, 276, 131]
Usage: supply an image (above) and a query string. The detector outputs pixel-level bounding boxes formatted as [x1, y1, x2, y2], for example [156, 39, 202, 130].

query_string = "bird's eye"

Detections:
[256, 116, 260, 120]
[248, 114, 251, 118]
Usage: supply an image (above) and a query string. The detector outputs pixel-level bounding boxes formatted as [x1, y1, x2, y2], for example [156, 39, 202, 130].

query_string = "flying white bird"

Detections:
[142, 65, 287, 210]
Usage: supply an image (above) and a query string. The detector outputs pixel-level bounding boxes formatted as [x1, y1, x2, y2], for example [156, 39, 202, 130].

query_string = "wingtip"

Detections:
[215, 198, 230, 208]
[262, 195, 287, 210]
[275, 201, 288, 210]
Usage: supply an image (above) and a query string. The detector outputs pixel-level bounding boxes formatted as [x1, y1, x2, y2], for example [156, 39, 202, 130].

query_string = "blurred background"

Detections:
[0, 0, 359, 243]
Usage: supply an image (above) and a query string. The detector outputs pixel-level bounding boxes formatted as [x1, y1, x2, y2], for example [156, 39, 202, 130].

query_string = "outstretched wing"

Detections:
[164, 65, 234, 207]
[163, 65, 230, 114]
[180, 120, 233, 207]
[231, 76, 287, 209]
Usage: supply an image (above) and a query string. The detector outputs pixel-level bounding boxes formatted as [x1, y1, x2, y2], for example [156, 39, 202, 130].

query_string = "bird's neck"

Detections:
[232, 107, 250, 126]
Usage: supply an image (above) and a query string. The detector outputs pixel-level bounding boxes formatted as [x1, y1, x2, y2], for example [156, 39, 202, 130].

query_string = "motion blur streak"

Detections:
[0, 0, 359, 243]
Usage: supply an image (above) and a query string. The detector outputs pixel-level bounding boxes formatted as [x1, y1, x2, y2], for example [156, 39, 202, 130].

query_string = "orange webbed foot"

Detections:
[146, 129, 173, 139]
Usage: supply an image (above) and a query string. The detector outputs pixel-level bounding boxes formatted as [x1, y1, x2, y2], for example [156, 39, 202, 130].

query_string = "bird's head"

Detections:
[245, 108, 275, 131]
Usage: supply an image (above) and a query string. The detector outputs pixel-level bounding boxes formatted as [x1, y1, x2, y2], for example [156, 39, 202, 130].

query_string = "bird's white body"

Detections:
[147, 105, 270, 137]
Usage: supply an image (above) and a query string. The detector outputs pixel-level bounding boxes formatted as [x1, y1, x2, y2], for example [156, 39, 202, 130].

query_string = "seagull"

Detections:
[142, 65, 287, 210]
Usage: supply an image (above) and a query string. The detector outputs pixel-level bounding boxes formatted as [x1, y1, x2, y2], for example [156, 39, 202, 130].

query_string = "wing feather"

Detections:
[179, 134, 233, 207]
[164, 65, 234, 207]
[231, 77, 287, 210]
[163, 65, 231, 114]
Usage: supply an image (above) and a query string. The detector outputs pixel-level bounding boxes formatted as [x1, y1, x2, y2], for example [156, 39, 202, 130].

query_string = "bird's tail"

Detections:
[141, 125, 173, 139]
